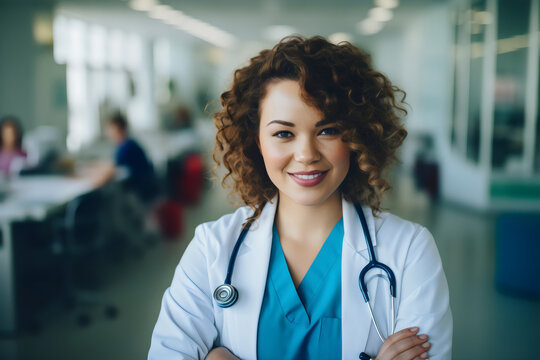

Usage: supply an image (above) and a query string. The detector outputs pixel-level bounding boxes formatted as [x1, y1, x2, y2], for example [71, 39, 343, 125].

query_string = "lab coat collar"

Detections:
[228, 194, 379, 359]
[341, 196, 381, 357]
[341, 197, 378, 253]
[242, 195, 378, 253]
[242, 195, 278, 250]
[224, 197, 276, 359]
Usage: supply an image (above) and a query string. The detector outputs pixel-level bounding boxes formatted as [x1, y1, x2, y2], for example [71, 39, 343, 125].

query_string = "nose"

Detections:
[294, 136, 320, 164]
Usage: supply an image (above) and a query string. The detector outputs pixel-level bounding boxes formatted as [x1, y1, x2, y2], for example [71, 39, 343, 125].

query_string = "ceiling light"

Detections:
[328, 32, 353, 44]
[356, 18, 384, 35]
[369, 7, 393, 22]
[375, 0, 399, 9]
[184, 18, 211, 33]
[149, 4, 174, 20]
[161, 10, 187, 25]
[33, 13, 53, 45]
[171, 15, 235, 48]
[129, 0, 157, 12]
[135, 1, 236, 48]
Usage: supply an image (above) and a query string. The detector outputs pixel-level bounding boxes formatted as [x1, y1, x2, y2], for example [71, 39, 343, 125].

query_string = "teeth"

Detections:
[293, 173, 323, 180]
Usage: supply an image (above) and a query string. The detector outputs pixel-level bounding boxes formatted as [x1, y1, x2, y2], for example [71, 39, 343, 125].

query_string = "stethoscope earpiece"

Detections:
[213, 284, 238, 308]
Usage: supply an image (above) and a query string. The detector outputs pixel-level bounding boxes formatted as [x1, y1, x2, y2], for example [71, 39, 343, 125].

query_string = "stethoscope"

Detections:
[213, 204, 397, 359]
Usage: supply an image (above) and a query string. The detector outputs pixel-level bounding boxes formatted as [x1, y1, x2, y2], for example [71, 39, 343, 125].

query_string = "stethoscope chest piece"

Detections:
[214, 284, 238, 308]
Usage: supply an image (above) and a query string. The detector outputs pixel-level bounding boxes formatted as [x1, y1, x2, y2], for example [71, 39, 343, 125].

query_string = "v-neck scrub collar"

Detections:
[257, 218, 344, 360]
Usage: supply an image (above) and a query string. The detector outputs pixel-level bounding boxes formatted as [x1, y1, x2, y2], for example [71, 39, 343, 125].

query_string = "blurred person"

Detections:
[172, 105, 193, 130]
[413, 135, 439, 199]
[0, 115, 27, 176]
[91, 112, 159, 253]
[161, 104, 194, 131]
[149, 36, 452, 360]
[103, 112, 158, 204]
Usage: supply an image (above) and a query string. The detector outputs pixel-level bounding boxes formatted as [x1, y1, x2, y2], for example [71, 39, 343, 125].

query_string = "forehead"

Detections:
[107, 122, 121, 130]
[259, 79, 323, 125]
[2, 122, 16, 131]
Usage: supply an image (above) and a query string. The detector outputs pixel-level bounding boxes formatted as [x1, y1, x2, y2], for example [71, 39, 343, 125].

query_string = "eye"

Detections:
[319, 127, 341, 136]
[273, 130, 293, 138]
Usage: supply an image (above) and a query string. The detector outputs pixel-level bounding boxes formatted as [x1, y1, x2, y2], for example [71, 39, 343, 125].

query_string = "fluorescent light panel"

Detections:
[368, 7, 393, 22]
[129, 0, 235, 48]
[375, 0, 399, 9]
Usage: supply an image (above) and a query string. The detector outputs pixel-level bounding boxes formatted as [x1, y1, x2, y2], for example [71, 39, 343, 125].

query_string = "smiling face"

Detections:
[258, 79, 350, 207]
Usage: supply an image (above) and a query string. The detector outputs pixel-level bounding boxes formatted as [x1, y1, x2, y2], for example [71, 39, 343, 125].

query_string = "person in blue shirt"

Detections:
[105, 112, 158, 204]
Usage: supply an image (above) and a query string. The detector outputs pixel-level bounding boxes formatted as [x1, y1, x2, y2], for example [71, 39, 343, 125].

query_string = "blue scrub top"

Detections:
[114, 138, 157, 202]
[257, 218, 344, 360]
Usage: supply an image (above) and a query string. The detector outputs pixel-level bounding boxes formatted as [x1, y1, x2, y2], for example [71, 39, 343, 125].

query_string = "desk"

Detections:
[0, 175, 95, 334]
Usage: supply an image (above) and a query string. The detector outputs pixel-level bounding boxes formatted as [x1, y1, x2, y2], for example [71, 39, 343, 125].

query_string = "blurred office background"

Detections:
[0, 0, 539, 359]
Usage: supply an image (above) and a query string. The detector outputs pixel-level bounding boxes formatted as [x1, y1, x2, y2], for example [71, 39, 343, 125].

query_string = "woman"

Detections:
[149, 36, 452, 360]
[0, 116, 27, 176]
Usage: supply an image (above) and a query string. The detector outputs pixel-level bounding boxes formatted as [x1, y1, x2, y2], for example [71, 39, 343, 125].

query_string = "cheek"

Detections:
[328, 143, 351, 172]
[259, 139, 290, 172]
[3, 129, 14, 140]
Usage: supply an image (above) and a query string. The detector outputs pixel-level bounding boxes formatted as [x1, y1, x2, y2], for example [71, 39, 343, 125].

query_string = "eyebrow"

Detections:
[266, 118, 334, 127]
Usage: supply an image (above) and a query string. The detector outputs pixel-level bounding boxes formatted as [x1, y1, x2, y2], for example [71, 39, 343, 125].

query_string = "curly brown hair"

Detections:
[213, 35, 408, 222]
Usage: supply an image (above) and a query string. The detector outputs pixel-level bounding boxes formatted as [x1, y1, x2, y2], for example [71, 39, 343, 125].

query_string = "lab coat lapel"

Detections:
[223, 197, 277, 360]
[221, 197, 382, 359]
[341, 198, 381, 359]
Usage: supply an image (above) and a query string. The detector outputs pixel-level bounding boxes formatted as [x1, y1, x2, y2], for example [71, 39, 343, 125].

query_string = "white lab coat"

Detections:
[148, 196, 452, 359]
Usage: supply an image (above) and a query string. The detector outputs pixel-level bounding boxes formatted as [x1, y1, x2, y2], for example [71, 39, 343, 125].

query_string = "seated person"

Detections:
[0, 115, 27, 177]
[96, 112, 158, 204]
[83, 112, 159, 252]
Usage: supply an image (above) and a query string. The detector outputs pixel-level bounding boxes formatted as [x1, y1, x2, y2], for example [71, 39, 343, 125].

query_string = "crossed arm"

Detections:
[205, 327, 431, 360]
[149, 224, 451, 360]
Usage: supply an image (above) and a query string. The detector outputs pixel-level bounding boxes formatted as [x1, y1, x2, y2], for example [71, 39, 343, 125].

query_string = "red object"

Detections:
[155, 201, 184, 240]
[178, 154, 204, 205]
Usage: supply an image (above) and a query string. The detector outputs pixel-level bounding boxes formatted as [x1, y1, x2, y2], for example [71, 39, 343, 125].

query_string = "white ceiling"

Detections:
[55, 0, 453, 46]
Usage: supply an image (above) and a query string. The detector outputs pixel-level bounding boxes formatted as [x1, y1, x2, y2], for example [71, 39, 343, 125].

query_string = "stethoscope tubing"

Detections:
[354, 203, 397, 301]
[224, 222, 252, 285]
[214, 203, 398, 350]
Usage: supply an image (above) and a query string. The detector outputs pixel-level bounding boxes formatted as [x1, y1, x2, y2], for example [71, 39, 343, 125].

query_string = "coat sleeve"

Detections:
[394, 226, 453, 360]
[148, 224, 219, 360]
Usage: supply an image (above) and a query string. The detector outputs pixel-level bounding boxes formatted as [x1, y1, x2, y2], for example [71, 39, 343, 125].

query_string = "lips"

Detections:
[288, 170, 328, 187]
[291, 170, 325, 175]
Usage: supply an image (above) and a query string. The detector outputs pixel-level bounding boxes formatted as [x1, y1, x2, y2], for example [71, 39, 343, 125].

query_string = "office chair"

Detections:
[58, 190, 118, 327]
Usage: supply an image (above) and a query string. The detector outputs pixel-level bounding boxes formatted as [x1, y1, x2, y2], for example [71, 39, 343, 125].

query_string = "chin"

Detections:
[281, 188, 340, 207]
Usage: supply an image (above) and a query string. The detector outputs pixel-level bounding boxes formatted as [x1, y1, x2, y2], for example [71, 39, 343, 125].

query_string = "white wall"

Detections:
[0, 2, 69, 142]
[35, 48, 68, 136]
[367, 3, 454, 172]
[0, 3, 38, 130]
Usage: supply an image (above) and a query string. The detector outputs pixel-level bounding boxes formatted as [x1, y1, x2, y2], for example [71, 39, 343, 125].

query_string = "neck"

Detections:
[275, 191, 343, 245]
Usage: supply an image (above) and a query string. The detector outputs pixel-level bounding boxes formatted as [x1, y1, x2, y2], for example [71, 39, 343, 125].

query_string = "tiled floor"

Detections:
[1, 171, 538, 359]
